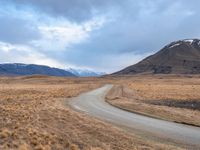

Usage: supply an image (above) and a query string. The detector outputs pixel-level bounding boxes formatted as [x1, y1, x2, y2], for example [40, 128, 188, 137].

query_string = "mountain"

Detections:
[0, 63, 76, 77]
[114, 39, 200, 75]
[66, 68, 106, 77]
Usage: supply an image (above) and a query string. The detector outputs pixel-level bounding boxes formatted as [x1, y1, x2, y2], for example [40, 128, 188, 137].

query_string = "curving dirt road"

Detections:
[69, 85, 200, 148]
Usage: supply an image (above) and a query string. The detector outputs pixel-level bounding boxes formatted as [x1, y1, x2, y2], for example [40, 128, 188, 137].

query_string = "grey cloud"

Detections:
[5, 0, 123, 22]
[54, 0, 200, 72]
[2, 0, 200, 72]
[0, 16, 41, 44]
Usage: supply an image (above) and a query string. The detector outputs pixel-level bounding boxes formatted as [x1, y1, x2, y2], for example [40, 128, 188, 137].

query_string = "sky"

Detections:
[0, 0, 200, 73]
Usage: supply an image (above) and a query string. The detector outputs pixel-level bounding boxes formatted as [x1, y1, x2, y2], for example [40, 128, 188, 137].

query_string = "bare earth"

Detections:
[106, 75, 200, 127]
[0, 76, 181, 150]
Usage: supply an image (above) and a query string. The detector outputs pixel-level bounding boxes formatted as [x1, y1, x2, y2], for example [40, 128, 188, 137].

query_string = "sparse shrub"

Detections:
[0, 128, 11, 138]
[43, 145, 51, 150]
[90, 147, 104, 150]
[70, 144, 80, 150]
[35, 144, 45, 150]
[18, 143, 30, 150]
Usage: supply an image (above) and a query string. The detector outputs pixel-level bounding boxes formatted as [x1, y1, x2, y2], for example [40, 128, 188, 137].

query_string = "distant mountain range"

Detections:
[0, 63, 75, 77]
[114, 39, 200, 75]
[2, 39, 199, 77]
[66, 68, 106, 77]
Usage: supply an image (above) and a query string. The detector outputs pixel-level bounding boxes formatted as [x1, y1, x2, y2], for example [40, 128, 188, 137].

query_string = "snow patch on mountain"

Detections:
[183, 39, 194, 44]
[166, 39, 200, 49]
[169, 43, 181, 48]
[66, 68, 106, 77]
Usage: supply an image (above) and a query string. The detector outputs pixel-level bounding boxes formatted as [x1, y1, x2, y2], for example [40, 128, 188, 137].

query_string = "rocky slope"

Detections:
[114, 39, 200, 75]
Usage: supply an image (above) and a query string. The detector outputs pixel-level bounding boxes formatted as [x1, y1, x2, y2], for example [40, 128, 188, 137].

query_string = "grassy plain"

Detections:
[0, 75, 181, 150]
[106, 75, 200, 127]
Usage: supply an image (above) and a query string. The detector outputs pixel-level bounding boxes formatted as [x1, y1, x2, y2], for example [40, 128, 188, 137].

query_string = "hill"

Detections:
[0, 63, 76, 77]
[114, 39, 200, 75]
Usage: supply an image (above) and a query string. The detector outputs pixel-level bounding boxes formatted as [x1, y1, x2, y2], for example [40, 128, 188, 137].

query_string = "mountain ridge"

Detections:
[114, 39, 200, 75]
[0, 63, 76, 77]
[66, 68, 106, 77]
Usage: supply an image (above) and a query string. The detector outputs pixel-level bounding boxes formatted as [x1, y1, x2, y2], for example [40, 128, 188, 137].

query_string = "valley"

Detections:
[1, 1, 200, 149]
[0, 76, 182, 150]
[1, 75, 200, 149]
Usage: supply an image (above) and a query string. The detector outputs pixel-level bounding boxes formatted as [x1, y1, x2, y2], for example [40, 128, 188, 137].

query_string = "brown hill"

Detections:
[114, 39, 200, 75]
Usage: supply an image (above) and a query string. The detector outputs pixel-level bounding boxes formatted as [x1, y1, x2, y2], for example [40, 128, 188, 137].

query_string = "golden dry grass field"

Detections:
[0, 75, 182, 150]
[106, 75, 200, 127]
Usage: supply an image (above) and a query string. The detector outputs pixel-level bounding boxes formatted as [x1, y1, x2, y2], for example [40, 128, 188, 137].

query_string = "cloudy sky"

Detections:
[0, 0, 200, 73]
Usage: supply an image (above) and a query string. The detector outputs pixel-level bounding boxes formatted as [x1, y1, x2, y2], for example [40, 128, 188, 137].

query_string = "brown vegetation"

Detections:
[106, 75, 200, 127]
[0, 76, 180, 150]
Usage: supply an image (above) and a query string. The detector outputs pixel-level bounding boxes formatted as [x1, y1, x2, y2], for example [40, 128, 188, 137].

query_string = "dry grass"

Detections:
[106, 75, 200, 127]
[0, 76, 180, 150]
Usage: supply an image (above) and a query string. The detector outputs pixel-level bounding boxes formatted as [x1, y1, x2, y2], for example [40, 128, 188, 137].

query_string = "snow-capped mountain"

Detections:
[66, 68, 106, 77]
[166, 39, 200, 49]
[114, 39, 200, 75]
